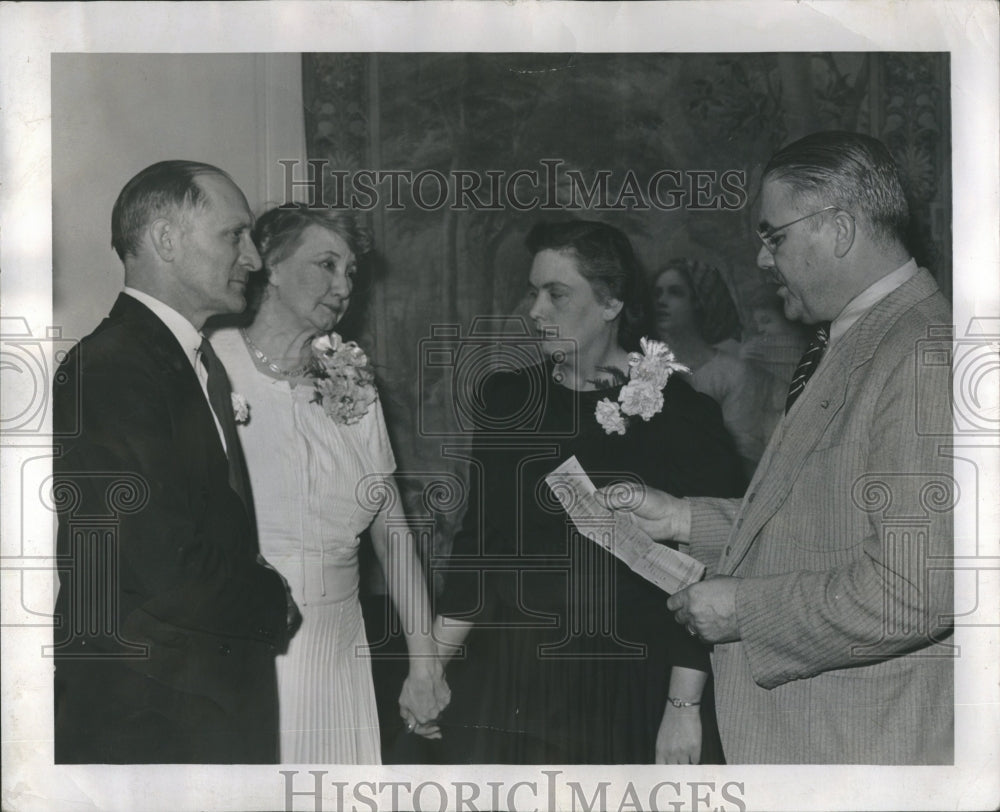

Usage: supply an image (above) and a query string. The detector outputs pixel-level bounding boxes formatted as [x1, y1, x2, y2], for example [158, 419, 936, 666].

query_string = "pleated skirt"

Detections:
[276, 593, 381, 763]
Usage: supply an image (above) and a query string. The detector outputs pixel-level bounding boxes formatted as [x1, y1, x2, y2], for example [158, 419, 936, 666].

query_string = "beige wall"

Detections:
[52, 53, 306, 341]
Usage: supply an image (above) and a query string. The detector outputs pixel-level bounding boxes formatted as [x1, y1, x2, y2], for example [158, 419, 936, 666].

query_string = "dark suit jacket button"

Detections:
[219, 643, 231, 655]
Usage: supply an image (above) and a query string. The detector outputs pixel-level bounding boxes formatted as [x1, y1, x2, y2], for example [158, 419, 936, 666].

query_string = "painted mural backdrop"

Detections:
[301, 52, 950, 579]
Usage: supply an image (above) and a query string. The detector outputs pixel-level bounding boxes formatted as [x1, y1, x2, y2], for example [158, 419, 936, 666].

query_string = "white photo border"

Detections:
[1, 2, 998, 811]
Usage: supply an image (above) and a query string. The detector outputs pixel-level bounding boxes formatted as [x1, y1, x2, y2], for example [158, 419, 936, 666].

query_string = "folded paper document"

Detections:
[544, 456, 705, 594]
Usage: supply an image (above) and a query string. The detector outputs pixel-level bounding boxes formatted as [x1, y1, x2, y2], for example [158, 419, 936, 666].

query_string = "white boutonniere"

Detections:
[231, 392, 250, 424]
[300, 332, 377, 425]
[595, 337, 689, 435]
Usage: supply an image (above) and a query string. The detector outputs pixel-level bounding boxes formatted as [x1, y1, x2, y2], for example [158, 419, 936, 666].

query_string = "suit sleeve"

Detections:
[734, 345, 953, 689]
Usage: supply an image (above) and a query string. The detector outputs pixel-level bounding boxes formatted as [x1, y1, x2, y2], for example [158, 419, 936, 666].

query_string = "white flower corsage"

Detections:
[300, 332, 378, 425]
[595, 337, 689, 435]
[231, 392, 250, 424]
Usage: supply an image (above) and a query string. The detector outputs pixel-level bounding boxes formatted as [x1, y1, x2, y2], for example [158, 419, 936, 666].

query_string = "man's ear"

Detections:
[832, 210, 856, 259]
[149, 218, 178, 262]
[603, 297, 624, 322]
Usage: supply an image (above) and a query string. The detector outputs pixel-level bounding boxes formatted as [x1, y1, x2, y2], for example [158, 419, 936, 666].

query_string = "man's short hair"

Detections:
[763, 131, 909, 247]
[110, 160, 232, 261]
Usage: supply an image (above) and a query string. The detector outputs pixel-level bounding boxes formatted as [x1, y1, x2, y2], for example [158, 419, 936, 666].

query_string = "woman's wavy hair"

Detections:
[525, 219, 649, 352]
[246, 204, 374, 312]
[653, 259, 742, 345]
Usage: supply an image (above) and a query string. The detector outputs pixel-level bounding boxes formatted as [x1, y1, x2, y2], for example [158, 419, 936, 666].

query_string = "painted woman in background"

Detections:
[430, 220, 745, 764]
[651, 259, 772, 478]
[210, 205, 449, 763]
[738, 285, 809, 444]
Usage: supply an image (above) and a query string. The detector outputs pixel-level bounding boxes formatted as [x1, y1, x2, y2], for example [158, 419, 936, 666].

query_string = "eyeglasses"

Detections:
[756, 205, 844, 253]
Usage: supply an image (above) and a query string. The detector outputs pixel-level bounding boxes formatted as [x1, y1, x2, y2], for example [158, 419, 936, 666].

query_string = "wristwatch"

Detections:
[667, 697, 700, 708]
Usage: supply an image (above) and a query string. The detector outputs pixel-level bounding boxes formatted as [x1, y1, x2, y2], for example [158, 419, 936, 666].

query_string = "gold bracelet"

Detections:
[667, 697, 700, 708]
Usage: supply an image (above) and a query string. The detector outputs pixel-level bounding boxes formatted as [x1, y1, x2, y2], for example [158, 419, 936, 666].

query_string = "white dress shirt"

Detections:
[806, 258, 920, 385]
[828, 258, 919, 348]
[122, 287, 227, 451]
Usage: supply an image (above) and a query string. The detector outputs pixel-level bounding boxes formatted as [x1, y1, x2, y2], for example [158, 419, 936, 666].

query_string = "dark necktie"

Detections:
[785, 323, 830, 414]
[198, 337, 258, 546]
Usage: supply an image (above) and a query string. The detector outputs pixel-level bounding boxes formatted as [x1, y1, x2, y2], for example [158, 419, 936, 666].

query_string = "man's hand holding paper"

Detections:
[593, 475, 742, 642]
[595, 479, 693, 543]
[546, 457, 705, 595]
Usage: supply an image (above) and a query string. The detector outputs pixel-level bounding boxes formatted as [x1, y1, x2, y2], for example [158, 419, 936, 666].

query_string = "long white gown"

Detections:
[212, 327, 393, 763]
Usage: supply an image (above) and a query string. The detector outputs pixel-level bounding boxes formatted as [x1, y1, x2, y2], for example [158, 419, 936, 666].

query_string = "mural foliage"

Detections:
[301, 52, 951, 578]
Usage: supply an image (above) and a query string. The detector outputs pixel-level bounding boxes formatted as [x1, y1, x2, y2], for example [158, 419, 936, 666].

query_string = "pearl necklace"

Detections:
[240, 328, 309, 378]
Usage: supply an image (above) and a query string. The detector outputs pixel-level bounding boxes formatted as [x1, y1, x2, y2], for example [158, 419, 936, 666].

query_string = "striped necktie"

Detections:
[198, 337, 258, 548]
[785, 323, 830, 414]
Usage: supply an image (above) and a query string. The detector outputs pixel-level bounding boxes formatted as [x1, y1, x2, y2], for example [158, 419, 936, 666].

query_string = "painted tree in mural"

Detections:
[302, 52, 950, 570]
[377, 53, 776, 323]
[880, 53, 950, 287]
[377, 53, 553, 323]
[303, 54, 370, 181]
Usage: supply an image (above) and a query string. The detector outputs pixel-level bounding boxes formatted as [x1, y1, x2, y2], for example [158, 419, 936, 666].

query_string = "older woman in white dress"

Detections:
[210, 204, 448, 763]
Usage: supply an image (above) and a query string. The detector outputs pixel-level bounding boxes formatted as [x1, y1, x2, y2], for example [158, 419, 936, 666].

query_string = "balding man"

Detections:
[53, 161, 295, 763]
[603, 131, 954, 764]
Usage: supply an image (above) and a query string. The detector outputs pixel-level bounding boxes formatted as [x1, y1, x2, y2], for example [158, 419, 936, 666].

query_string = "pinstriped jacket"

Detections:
[686, 268, 954, 764]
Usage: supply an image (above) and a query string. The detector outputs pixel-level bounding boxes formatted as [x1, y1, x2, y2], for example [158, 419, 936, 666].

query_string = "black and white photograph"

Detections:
[1, 2, 998, 811]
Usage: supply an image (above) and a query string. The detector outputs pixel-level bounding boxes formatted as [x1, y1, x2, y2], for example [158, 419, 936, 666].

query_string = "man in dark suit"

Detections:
[602, 132, 953, 763]
[53, 160, 295, 763]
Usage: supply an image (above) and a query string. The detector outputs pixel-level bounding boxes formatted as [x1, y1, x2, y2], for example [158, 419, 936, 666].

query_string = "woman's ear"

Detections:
[265, 258, 282, 290]
[603, 298, 624, 322]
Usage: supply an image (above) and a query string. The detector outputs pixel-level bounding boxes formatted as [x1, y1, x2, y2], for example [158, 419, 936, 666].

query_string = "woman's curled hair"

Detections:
[525, 219, 649, 352]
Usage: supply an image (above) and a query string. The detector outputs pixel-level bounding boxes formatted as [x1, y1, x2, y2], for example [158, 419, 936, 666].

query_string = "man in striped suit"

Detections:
[604, 131, 954, 764]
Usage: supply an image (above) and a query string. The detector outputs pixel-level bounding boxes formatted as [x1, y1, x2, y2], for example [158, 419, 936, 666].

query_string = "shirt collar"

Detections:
[828, 259, 919, 346]
[123, 287, 203, 367]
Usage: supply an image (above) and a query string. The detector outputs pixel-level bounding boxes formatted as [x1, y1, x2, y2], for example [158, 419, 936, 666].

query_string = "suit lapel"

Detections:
[105, 294, 240, 524]
[719, 345, 851, 574]
[718, 269, 940, 575]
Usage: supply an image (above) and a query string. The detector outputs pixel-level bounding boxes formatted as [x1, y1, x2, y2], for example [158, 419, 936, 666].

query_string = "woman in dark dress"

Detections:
[431, 220, 745, 764]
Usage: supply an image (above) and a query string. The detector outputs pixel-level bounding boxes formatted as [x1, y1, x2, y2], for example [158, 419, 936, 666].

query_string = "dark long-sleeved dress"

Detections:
[435, 362, 746, 764]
